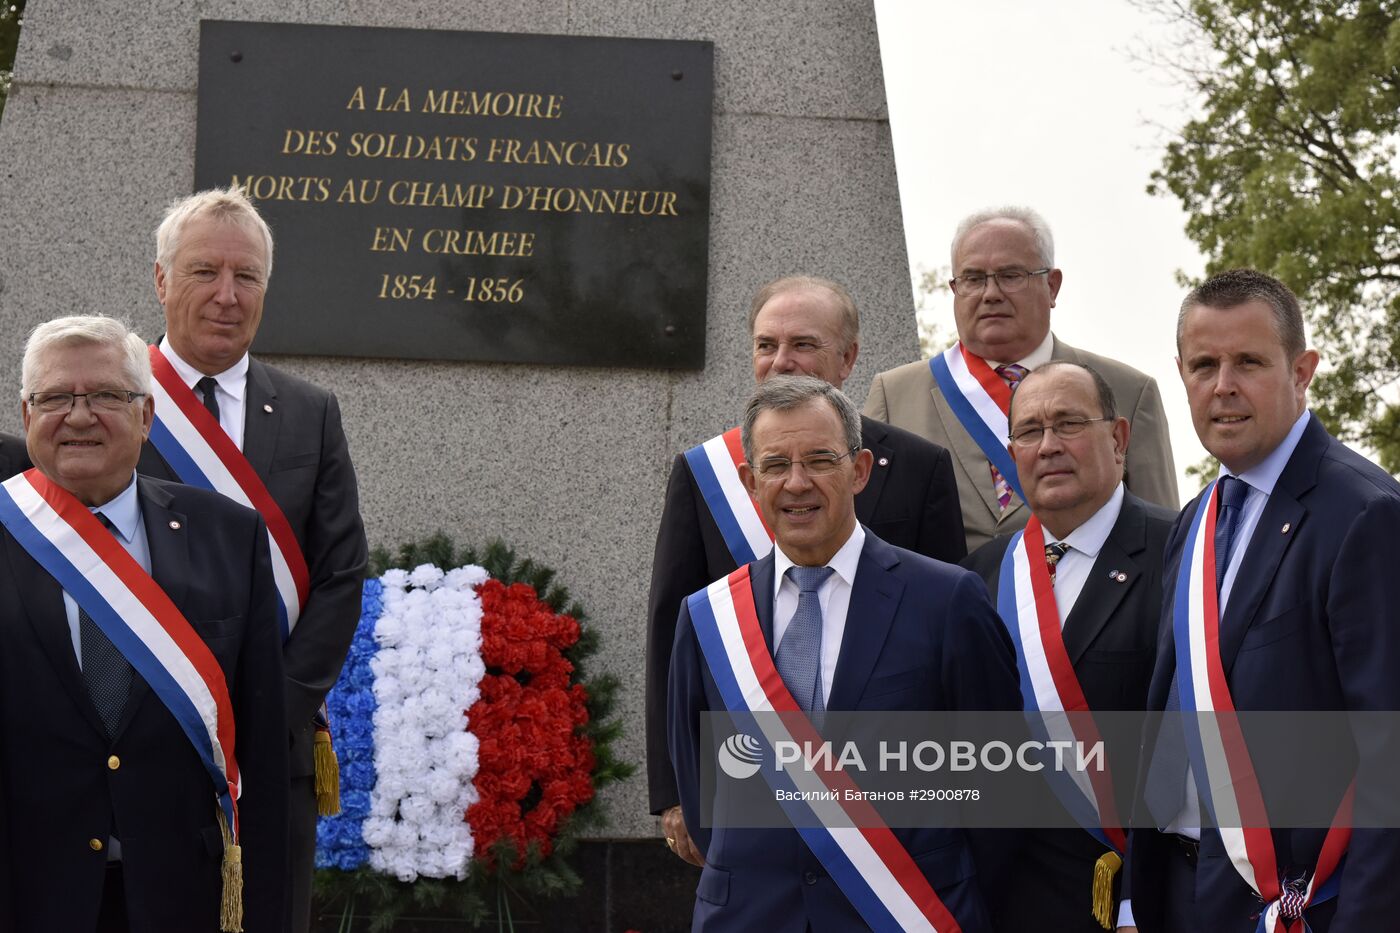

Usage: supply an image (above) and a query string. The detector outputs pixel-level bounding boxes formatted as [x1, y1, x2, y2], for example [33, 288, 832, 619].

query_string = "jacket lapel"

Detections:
[6, 530, 108, 736]
[749, 550, 778, 655]
[241, 358, 279, 474]
[827, 533, 903, 710]
[1219, 419, 1324, 674]
[854, 416, 892, 526]
[1062, 498, 1145, 665]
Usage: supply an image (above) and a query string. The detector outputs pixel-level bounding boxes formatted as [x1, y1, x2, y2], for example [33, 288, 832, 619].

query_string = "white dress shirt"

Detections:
[159, 336, 250, 450]
[986, 329, 1055, 372]
[1044, 483, 1125, 626]
[771, 523, 865, 708]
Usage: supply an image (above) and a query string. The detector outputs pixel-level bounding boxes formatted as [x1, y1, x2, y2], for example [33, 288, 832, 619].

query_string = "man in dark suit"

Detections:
[650, 276, 966, 861]
[135, 187, 367, 933]
[1122, 270, 1400, 932]
[0, 315, 286, 931]
[0, 434, 29, 480]
[962, 361, 1174, 931]
[668, 375, 1020, 930]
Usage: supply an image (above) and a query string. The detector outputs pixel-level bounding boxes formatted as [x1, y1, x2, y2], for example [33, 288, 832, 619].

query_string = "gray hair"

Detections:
[746, 275, 860, 352]
[741, 374, 862, 462]
[155, 185, 274, 277]
[1177, 268, 1307, 360]
[21, 316, 152, 398]
[951, 206, 1055, 269]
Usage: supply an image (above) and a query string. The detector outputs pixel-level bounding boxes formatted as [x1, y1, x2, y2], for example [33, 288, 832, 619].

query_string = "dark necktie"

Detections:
[775, 565, 834, 712]
[196, 376, 221, 424]
[1214, 476, 1250, 594]
[80, 513, 134, 738]
[1044, 541, 1070, 585]
[991, 364, 1030, 511]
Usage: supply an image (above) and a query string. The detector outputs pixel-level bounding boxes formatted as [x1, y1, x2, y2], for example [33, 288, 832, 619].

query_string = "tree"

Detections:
[0, 0, 27, 125]
[1144, 0, 1400, 471]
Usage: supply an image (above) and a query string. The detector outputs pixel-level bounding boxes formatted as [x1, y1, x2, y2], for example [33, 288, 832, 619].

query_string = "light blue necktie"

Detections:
[776, 565, 834, 712]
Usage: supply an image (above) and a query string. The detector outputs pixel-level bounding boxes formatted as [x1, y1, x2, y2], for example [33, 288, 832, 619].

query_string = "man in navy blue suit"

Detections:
[1121, 270, 1400, 932]
[668, 374, 1020, 931]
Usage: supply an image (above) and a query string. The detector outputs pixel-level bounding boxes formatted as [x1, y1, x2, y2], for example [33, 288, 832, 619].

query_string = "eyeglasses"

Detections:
[1008, 417, 1112, 448]
[27, 390, 146, 415]
[949, 268, 1050, 297]
[752, 447, 860, 479]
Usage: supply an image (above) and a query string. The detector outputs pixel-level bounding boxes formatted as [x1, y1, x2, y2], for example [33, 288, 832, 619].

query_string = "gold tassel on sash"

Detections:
[217, 807, 244, 932]
[1092, 850, 1123, 930]
[314, 728, 341, 816]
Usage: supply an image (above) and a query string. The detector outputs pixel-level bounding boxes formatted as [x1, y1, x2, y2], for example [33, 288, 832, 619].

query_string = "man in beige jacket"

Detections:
[864, 206, 1178, 551]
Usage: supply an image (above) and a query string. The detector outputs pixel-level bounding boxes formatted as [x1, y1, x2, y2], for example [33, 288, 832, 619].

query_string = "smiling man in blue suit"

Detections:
[1122, 270, 1400, 933]
[668, 375, 1020, 931]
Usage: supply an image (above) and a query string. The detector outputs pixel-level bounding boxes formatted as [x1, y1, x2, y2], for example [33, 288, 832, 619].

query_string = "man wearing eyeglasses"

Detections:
[136, 186, 367, 933]
[668, 374, 1020, 931]
[863, 207, 1178, 552]
[961, 361, 1174, 932]
[648, 275, 966, 867]
[0, 315, 287, 931]
[0, 432, 29, 479]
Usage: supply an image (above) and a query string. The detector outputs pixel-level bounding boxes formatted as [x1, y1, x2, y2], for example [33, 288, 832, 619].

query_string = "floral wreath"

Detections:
[314, 535, 632, 927]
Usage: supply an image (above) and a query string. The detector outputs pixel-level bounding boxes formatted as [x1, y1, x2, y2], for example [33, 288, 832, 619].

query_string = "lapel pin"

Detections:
[1281, 522, 1291, 534]
[1107, 570, 1127, 583]
[168, 520, 181, 530]
[878, 457, 889, 467]
[263, 403, 274, 413]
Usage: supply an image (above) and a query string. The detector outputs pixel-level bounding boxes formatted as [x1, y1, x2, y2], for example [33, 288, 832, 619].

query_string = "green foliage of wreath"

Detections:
[313, 534, 634, 931]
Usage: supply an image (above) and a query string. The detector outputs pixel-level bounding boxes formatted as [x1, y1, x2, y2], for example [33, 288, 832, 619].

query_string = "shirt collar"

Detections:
[774, 522, 866, 591]
[159, 335, 249, 401]
[91, 474, 141, 544]
[1047, 482, 1125, 559]
[1222, 410, 1310, 496]
[987, 329, 1055, 371]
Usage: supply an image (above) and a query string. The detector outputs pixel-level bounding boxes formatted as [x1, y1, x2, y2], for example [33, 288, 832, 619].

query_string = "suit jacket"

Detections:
[962, 491, 1174, 932]
[862, 336, 1179, 552]
[138, 356, 368, 778]
[646, 415, 966, 813]
[668, 530, 1021, 932]
[1128, 414, 1400, 932]
[0, 435, 29, 481]
[0, 476, 287, 932]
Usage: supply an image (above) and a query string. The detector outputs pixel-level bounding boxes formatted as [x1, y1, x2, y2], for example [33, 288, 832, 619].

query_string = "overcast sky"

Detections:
[874, 0, 1209, 501]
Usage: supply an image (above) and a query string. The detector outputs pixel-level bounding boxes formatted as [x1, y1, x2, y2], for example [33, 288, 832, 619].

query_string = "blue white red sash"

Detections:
[928, 343, 1023, 504]
[1172, 480, 1349, 932]
[686, 565, 961, 933]
[0, 470, 241, 838]
[683, 428, 773, 566]
[147, 344, 310, 640]
[995, 518, 1126, 856]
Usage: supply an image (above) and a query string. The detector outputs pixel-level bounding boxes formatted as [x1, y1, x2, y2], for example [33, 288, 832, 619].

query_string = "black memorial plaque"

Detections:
[195, 20, 713, 368]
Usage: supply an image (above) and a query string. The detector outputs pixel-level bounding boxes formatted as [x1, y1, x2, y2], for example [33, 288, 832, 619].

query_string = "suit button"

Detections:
[803, 871, 818, 885]
[89, 838, 104, 852]
[107, 755, 120, 770]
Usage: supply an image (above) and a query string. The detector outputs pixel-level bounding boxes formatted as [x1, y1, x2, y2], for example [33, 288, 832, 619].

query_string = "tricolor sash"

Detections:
[683, 428, 773, 566]
[996, 519, 1126, 927]
[686, 566, 961, 933]
[0, 470, 245, 927]
[1173, 481, 1350, 932]
[928, 343, 1024, 504]
[147, 344, 310, 641]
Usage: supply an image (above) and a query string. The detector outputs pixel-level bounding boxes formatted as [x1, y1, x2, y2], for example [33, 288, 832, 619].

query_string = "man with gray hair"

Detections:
[667, 374, 1019, 930]
[137, 185, 367, 932]
[0, 315, 286, 931]
[864, 206, 1179, 552]
[648, 274, 965, 862]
